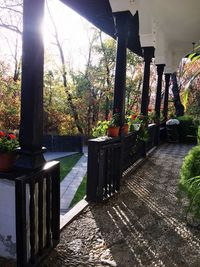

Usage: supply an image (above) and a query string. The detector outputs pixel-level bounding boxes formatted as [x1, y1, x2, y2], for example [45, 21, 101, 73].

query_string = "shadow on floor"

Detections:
[41, 144, 200, 267]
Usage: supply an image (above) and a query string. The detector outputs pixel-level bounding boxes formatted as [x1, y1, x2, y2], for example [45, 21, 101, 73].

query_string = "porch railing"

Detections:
[122, 131, 144, 172]
[146, 123, 158, 150]
[87, 123, 159, 202]
[15, 161, 60, 267]
[87, 137, 121, 202]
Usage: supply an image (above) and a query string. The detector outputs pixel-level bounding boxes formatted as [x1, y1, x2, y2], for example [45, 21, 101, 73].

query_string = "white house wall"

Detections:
[0, 179, 16, 259]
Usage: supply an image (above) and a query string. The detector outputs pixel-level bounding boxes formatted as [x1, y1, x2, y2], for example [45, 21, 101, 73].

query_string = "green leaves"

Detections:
[188, 44, 200, 62]
[0, 136, 19, 153]
[179, 145, 200, 219]
[92, 120, 109, 137]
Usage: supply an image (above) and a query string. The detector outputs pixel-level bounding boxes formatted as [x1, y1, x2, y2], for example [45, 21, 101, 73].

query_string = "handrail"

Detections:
[15, 161, 60, 267]
[87, 123, 161, 202]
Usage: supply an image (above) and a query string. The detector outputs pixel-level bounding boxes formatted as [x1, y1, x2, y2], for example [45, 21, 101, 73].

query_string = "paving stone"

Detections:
[60, 153, 87, 211]
[41, 143, 200, 267]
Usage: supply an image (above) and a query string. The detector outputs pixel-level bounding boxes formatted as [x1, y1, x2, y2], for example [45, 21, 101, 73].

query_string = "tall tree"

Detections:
[0, 0, 22, 80]
[46, 1, 84, 134]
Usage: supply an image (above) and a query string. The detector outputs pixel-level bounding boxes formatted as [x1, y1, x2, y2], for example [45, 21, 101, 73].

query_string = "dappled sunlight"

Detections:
[41, 144, 200, 267]
[111, 205, 165, 266]
[107, 210, 145, 267]
[127, 180, 200, 250]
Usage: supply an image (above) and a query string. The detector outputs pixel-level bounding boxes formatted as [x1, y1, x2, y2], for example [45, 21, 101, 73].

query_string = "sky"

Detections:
[0, 0, 103, 73]
[43, 0, 98, 72]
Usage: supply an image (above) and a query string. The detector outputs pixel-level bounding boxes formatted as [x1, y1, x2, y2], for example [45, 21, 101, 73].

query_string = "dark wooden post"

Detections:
[155, 64, 165, 118]
[171, 72, 184, 116]
[141, 47, 154, 116]
[163, 73, 171, 120]
[154, 64, 165, 146]
[113, 12, 130, 129]
[15, 0, 45, 169]
[140, 47, 154, 155]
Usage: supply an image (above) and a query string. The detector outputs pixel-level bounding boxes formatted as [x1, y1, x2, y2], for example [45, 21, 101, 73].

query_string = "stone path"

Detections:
[44, 151, 77, 161]
[41, 143, 200, 267]
[44, 148, 88, 214]
[60, 152, 88, 214]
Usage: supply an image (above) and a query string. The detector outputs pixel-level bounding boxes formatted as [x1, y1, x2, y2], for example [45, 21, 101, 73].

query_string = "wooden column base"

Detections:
[15, 147, 46, 170]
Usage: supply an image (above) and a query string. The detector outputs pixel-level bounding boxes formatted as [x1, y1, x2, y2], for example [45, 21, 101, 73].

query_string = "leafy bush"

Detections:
[177, 115, 197, 143]
[92, 121, 109, 138]
[179, 145, 200, 218]
[198, 126, 200, 145]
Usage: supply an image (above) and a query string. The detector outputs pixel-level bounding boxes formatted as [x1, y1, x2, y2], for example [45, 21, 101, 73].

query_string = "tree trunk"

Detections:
[47, 3, 83, 134]
[99, 31, 111, 120]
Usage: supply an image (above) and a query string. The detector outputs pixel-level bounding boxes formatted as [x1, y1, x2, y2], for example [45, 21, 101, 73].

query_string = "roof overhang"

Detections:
[60, 0, 200, 72]
[60, 0, 142, 56]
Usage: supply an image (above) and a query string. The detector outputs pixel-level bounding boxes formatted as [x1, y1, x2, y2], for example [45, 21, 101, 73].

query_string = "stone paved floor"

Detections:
[1, 143, 197, 267]
[40, 143, 200, 267]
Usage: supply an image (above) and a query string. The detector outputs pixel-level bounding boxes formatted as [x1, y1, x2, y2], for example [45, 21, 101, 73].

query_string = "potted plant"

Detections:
[129, 113, 140, 132]
[122, 115, 130, 135]
[133, 115, 149, 142]
[107, 113, 120, 137]
[166, 115, 180, 143]
[0, 131, 19, 171]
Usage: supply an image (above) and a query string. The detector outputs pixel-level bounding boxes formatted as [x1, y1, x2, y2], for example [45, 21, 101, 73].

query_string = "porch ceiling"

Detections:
[136, 0, 200, 72]
[60, 0, 200, 72]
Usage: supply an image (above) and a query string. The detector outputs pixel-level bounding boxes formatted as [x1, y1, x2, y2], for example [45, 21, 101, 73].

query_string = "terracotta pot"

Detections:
[122, 124, 129, 135]
[107, 126, 120, 137]
[0, 153, 16, 172]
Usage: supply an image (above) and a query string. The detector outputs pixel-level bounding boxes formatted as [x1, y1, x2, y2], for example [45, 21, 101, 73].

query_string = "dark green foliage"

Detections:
[166, 125, 180, 143]
[179, 145, 200, 218]
[177, 115, 197, 143]
[198, 126, 200, 145]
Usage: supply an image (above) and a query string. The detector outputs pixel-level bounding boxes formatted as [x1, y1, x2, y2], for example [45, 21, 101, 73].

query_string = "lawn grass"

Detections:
[70, 175, 87, 208]
[58, 153, 83, 182]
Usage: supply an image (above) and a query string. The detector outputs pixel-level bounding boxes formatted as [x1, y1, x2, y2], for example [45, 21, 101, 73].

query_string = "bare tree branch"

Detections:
[0, 6, 22, 15]
[46, 0, 84, 134]
[0, 22, 22, 34]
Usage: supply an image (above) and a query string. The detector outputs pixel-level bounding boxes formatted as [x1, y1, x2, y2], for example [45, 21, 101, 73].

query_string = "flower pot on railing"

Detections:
[107, 126, 120, 137]
[122, 123, 129, 135]
[0, 131, 19, 172]
[107, 112, 120, 137]
[0, 153, 17, 172]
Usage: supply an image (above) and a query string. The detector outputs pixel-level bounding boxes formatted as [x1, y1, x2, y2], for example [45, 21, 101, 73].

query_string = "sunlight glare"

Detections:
[43, 0, 93, 71]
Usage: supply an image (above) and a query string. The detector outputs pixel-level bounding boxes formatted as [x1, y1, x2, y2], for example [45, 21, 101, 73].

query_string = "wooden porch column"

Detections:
[113, 12, 130, 129]
[15, 0, 45, 169]
[141, 47, 154, 116]
[163, 73, 171, 120]
[155, 64, 165, 118]
[154, 64, 165, 146]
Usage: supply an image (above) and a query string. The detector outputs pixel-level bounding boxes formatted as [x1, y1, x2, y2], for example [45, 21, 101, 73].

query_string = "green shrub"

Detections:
[92, 120, 109, 138]
[198, 126, 200, 145]
[179, 145, 200, 218]
[177, 115, 197, 143]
